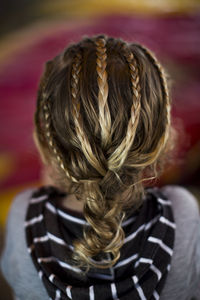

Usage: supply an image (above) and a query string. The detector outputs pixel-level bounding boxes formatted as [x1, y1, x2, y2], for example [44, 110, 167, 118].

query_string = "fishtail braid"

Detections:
[95, 36, 112, 148]
[108, 42, 141, 171]
[73, 179, 125, 269]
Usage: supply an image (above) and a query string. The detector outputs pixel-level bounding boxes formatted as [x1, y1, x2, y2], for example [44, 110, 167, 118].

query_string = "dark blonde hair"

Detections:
[34, 34, 174, 272]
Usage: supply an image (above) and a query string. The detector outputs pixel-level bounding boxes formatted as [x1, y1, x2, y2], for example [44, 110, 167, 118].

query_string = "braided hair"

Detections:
[34, 34, 174, 271]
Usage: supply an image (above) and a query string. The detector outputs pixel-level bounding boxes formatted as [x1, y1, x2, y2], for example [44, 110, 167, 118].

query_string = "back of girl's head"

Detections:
[34, 34, 174, 271]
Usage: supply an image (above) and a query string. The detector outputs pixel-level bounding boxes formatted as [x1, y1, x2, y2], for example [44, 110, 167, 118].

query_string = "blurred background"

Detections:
[0, 0, 200, 298]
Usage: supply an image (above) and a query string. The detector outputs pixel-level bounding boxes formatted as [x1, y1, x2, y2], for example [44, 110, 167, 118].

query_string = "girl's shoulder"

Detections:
[159, 185, 200, 299]
[0, 188, 37, 270]
[2, 188, 38, 235]
[4, 185, 59, 221]
[0, 187, 49, 299]
[160, 184, 200, 218]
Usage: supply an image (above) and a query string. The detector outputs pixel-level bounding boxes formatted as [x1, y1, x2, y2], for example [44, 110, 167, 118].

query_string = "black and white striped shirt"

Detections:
[24, 185, 176, 300]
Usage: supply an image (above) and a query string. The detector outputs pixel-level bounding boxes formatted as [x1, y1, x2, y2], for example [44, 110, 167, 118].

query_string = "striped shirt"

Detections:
[24, 185, 176, 300]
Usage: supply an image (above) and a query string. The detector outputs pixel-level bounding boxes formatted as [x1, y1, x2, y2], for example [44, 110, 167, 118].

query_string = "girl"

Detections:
[1, 34, 200, 300]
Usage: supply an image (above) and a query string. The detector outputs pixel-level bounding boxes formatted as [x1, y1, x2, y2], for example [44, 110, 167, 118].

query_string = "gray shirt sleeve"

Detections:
[0, 188, 49, 300]
[160, 185, 200, 300]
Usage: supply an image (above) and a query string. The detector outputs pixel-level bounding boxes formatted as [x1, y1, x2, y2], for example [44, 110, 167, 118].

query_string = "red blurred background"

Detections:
[0, 1, 200, 231]
[0, 1, 200, 298]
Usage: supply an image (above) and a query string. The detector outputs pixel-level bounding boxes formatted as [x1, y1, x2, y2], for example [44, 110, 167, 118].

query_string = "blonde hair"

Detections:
[34, 34, 174, 272]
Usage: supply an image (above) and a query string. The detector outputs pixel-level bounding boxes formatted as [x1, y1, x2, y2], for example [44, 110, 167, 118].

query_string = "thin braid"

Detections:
[108, 42, 141, 171]
[95, 36, 112, 148]
[136, 44, 171, 146]
[42, 100, 78, 183]
[70, 51, 107, 177]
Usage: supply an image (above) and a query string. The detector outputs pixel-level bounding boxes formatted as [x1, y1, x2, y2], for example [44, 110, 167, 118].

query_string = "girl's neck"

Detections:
[58, 194, 84, 213]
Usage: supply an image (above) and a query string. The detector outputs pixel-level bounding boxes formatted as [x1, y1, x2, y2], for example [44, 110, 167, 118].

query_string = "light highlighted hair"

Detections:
[34, 34, 174, 271]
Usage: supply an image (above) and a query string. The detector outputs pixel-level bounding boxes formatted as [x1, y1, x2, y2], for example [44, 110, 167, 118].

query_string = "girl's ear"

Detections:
[40, 164, 56, 186]
[33, 130, 49, 165]
[33, 130, 59, 186]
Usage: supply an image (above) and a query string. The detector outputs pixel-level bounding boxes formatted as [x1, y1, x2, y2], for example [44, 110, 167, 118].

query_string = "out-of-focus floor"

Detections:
[0, 0, 200, 299]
